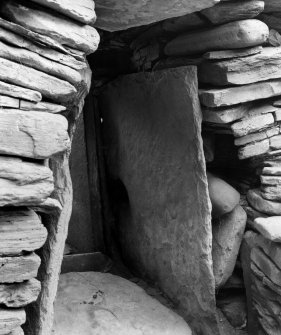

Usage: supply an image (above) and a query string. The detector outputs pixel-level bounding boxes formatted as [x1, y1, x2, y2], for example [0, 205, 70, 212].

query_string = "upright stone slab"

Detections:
[99, 67, 220, 335]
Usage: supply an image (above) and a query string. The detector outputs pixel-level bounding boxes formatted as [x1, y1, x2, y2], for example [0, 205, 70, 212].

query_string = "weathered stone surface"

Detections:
[231, 113, 274, 137]
[0, 81, 41, 102]
[8, 328, 24, 335]
[30, 197, 62, 214]
[254, 216, 281, 242]
[0, 57, 76, 103]
[164, 20, 269, 57]
[0, 157, 54, 206]
[212, 205, 247, 289]
[95, 0, 219, 32]
[234, 127, 279, 146]
[0, 253, 40, 283]
[261, 175, 281, 185]
[0, 41, 82, 86]
[203, 46, 262, 60]
[199, 47, 281, 86]
[238, 139, 270, 160]
[0, 279, 41, 308]
[100, 67, 220, 334]
[207, 172, 240, 218]
[201, 1, 264, 25]
[270, 134, 281, 149]
[217, 294, 247, 329]
[0, 309, 25, 335]
[0, 96, 19, 108]
[30, 0, 96, 25]
[199, 80, 281, 107]
[261, 184, 281, 200]
[202, 104, 250, 124]
[53, 272, 192, 335]
[19, 100, 66, 113]
[0, 110, 70, 159]
[2, 0, 100, 54]
[0, 209, 47, 255]
[0, 26, 85, 71]
[262, 166, 281, 175]
[247, 188, 281, 215]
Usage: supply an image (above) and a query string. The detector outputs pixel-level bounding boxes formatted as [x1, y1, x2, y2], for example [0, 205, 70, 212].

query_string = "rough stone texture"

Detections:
[0, 253, 41, 283]
[235, 127, 279, 146]
[8, 328, 24, 335]
[199, 47, 281, 86]
[207, 172, 240, 218]
[0, 96, 19, 108]
[30, 0, 96, 25]
[0, 279, 41, 308]
[238, 139, 270, 160]
[212, 205, 247, 289]
[247, 188, 281, 215]
[0, 81, 41, 102]
[254, 216, 281, 242]
[164, 20, 269, 57]
[231, 113, 274, 137]
[201, 1, 264, 25]
[94, 0, 220, 32]
[261, 184, 281, 200]
[1, 0, 100, 54]
[262, 166, 281, 175]
[99, 67, 221, 334]
[199, 80, 281, 107]
[0, 309, 25, 335]
[0, 209, 47, 255]
[0, 157, 54, 206]
[19, 101, 66, 113]
[202, 104, 250, 124]
[0, 110, 70, 159]
[53, 272, 192, 335]
[203, 46, 263, 60]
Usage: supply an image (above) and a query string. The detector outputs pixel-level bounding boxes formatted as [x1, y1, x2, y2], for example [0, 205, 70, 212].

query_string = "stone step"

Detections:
[53, 272, 192, 335]
[0, 253, 41, 283]
[199, 47, 281, 86]
[0, 110, 70, 159]
[164, 19, 268, 57]
[0, 209, 47, 255]
[0, 278, 41, 308]
[0, 309, 25, 335]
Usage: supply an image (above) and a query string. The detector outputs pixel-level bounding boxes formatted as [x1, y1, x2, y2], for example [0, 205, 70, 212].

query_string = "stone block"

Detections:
[0, 309, 25, 335]
[247, 188, 281, 215]
[238, 139, 270, 160]
[231, 113, 274, 137]
[254, 216, 281, 242]
[203, 46, 262, 60]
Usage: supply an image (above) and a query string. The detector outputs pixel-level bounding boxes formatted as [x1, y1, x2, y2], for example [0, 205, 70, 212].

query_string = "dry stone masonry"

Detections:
[0, 0, 98, 334]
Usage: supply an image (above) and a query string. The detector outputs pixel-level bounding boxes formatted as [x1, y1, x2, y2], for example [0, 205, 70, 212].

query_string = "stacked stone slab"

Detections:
[0, 0, 98, 334]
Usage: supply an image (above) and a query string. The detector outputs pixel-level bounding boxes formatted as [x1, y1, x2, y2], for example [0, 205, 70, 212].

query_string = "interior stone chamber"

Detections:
[0, 1, 281, 335]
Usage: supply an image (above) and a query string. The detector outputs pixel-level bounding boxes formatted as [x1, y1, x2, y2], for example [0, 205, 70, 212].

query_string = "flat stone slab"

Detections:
[53, 272, 192, 335]
[247, 188, 281, 215]
[0, 309, 25, 335]
[254, 216, 281, 242]
[203, 46, 263, 60]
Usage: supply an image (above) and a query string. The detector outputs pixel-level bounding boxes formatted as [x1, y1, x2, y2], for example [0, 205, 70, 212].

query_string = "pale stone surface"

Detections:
[30, 0, 96, 25]
[8, 328, 24, 335]
[165, 20, 269, 57]
[0, 110, 70, 159]
[0, 309, 25, 335]
[270, 134, 281, 149]
[0, 279, 41, 308]
[53, 272, 192, 335]
[199, 47, 281, 86]
[200, 80, 281, 107]
[202, 104, 249, 124]
[201, 1, 264, 25]
[2, 0, 100, 54]
[262, 166, 281, 175]
[261, 184, 281, 200]
[238, 139, 270, 159]
[231, 113, 274, 137]
[19, 101, 66, 113]
[254, 216, 281, 242]
[95, 0, 220, 32]
[207, 172, 240, 218]
[212, 205, 247, 289]
[0, 209, 47, 255]
[0, 96, 19, 108]
[247, 188, 281, 215]
[261, 175, 281, 185]
[203, 46, 262, 60]
[0, 81, 41, 102]
[234, 129, 271, 146]
[100, 67, 220, 334]
[0, 253, 40, 283]
[0, 57, 76, 103]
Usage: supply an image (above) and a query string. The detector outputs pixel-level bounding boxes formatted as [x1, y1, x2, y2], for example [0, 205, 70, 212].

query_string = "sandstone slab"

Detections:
[0, 81, 41, 102]
[0, 279, 41, 308]
[0, 96, 19, 108]
[247, 188, 281, 215]
[19, 101, 66, 113]
[0, 110, 70, 159]
[261, 184, 281, 200]
[53, 272, 192, 335]
[234, 127, 279, 146]
[30, 0, 96, 25]
[202, 104, 250, 124]
[2, 0, 100, 54]
[203, 46, 262, 60]
[165, 19, 269, 57]
[231, 113, 274, 137]
[212, 205, 247, 289]
[238, 139, 270, 160]
[254, 216, 281, 242]
[0, 309, 25, 335]
[95, 0, 219, 32]
[0, 253, 40, 283]
[262, 166, 281, 175]
[100, 67, 220, 334]
[0, 209, 47, 255]
[201, 1, 264, 25]
[199, 47, 281, 86]
[200, 80, 281, 107]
